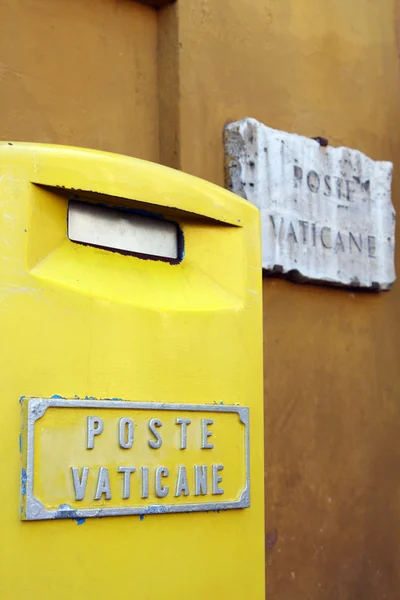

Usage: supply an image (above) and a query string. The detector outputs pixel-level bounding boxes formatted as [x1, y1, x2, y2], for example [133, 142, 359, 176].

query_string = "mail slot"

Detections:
[0, 143, 264, 599]
[68, 200, 181, 261]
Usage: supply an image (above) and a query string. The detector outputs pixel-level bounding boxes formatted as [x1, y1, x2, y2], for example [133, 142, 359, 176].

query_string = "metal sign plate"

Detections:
[20, 398, 250, 521]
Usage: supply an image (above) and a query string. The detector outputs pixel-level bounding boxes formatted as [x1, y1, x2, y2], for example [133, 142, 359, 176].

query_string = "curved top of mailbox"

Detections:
[0, 142, 257, 227]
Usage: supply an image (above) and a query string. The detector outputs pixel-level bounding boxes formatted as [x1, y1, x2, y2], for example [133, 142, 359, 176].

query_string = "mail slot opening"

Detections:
[68, 200, 182, 263]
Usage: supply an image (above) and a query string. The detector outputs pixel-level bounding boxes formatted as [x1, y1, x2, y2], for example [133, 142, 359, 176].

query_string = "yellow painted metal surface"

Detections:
[0, 143, 264, 599]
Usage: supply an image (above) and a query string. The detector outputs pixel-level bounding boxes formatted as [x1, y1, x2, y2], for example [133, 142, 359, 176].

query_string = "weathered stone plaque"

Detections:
[225, 118, 395, 290]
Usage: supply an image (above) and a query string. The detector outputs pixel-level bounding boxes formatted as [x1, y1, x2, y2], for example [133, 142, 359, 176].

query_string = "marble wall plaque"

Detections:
[225, 118, 395, 290]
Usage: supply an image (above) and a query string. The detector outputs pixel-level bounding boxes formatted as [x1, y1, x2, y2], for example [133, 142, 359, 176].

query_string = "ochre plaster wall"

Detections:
[158, 1, 400, 598]
[0, 0, 159, 161]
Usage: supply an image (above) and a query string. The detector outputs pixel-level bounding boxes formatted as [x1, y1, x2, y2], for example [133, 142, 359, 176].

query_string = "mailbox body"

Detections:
[0, 143, 264, 599]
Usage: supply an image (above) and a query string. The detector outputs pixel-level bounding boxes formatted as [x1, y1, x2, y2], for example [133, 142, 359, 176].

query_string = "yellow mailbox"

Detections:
[0, 143, 264, 599]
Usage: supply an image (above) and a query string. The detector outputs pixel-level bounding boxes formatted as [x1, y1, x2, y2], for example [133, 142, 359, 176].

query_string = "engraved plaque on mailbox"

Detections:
[20, 398, 250, 521]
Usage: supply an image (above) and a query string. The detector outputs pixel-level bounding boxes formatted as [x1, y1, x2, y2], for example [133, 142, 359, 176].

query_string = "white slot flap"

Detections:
[68, 201, 179, 260]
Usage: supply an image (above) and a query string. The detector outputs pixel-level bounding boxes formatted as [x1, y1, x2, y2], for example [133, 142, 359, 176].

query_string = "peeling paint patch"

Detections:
[21, 468, 27, 495]
[56, 503, 78, 520]
[145, 505, 167, 515]
[266, 529, 278, 553]
[19, 434, 22, 452]
[0, 284, 41, 306]
[75, 518, 86, 525]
